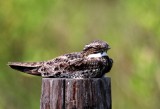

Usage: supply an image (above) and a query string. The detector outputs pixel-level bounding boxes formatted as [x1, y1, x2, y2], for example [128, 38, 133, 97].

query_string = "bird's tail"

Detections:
[8, 62, 43, 76]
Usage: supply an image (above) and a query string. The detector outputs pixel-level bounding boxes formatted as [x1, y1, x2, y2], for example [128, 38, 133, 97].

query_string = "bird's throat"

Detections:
[87, 52, 107, 58]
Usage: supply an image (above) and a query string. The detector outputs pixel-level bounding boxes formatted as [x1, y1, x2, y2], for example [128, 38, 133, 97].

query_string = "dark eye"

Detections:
[101, 51, 103, 54]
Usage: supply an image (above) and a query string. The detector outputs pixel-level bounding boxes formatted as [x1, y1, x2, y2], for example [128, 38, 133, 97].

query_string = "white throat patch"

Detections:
[87, 52, 107, 58]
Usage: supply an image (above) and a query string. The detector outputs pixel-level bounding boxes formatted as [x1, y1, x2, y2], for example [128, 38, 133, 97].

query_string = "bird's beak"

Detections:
[108, 46, 111, 50]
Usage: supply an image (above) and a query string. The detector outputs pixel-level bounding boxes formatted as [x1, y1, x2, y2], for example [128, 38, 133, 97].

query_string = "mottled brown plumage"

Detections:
[8, 40, 113, 78]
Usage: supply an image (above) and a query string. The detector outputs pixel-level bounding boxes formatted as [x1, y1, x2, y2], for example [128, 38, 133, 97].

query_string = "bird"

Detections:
[8, 40, 113, 78]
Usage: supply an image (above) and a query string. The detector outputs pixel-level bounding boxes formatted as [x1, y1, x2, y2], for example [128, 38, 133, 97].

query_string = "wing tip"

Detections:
[7, 62, 42, 76]
[7, 62, 14, 68]
[7, 62, 20, 68]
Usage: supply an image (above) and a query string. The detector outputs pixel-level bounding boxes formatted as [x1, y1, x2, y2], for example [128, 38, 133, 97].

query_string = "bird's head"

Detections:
[82, 40, 111, 57]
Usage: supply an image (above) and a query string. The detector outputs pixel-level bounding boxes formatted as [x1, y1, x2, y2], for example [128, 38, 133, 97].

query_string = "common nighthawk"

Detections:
[8, 40, 113, 78]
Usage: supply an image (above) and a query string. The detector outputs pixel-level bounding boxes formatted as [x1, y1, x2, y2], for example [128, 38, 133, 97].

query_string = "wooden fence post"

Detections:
[40, 77, 111, 109]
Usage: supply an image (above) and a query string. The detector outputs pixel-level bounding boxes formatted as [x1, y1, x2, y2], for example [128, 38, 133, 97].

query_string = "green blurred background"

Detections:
[0, 0, 160, 109]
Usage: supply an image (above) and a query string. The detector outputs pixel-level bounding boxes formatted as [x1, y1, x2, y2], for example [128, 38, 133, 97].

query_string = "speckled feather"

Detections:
[8, 40, 113, 78]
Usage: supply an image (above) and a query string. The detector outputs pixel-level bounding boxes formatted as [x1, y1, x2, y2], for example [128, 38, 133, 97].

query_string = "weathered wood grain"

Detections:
[40, 77, 111, 109]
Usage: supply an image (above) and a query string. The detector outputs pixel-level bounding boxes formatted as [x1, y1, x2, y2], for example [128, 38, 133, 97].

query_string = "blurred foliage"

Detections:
[0, 0, 160, 109]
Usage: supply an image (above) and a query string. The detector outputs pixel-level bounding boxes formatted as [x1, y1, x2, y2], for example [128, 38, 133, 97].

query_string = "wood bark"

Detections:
[40, 77, 111, 109]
